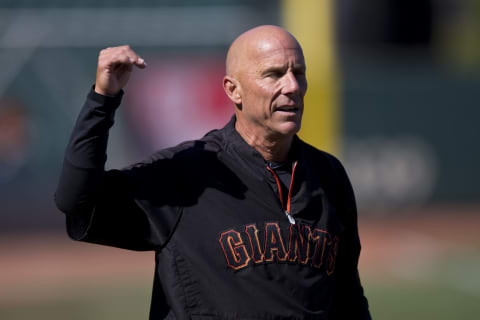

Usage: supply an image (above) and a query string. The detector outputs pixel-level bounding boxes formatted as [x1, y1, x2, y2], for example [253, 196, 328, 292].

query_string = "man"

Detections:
[55, 25, 371, 319]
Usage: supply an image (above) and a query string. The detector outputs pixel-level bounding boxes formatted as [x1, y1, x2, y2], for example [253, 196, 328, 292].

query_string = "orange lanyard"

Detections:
[266, 161, 298, 224]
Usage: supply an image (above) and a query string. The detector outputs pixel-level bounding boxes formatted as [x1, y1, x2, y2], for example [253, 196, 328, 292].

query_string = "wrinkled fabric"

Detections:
[55, 88, 371, 319]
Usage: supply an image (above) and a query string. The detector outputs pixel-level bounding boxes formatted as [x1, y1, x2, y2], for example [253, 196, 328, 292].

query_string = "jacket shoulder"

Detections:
[299, 139, 346, 172]
[124, 128, 226, 170]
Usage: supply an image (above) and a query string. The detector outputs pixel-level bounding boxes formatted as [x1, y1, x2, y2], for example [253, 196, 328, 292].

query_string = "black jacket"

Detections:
[55, 88, 371, 319]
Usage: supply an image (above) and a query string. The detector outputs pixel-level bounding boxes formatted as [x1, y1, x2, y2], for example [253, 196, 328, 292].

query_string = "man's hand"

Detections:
[95, 45, 147, 96]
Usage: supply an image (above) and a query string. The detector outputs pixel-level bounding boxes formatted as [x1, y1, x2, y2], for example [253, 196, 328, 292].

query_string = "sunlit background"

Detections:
[1, 0, 479, 319]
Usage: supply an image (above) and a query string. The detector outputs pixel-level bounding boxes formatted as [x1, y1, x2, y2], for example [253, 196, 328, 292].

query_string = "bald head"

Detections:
[225, 25, 303, 78]
[222, 25, 307, 153]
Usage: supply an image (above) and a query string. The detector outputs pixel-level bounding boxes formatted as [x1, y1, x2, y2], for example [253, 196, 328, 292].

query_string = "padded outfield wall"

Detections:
[0, 0, 479, 232]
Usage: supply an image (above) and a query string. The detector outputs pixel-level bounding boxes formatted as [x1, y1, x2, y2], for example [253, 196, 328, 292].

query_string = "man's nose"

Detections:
[281, 71, 300, 95]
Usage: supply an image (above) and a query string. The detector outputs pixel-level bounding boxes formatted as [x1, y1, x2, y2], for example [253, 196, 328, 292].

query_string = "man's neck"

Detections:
[235, 119, 293, 162]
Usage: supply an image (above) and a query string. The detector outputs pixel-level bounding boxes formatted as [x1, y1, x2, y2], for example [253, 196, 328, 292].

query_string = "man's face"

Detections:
[237, 37, 307, 138]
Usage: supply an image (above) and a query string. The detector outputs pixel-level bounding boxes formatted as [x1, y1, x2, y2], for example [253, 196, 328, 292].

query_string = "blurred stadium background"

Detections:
[1, 0, 479, 319]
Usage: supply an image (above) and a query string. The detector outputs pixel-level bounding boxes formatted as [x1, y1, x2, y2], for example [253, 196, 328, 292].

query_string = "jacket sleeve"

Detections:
[328, 157, 372, 320]
[54, 87, 165, 251]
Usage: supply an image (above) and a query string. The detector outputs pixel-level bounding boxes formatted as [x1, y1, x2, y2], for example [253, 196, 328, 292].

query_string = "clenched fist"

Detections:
[95, 45, 147, 96]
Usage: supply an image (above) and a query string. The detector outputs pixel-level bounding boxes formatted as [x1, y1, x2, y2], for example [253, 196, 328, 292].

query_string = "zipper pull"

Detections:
[285, 211, 296, 224]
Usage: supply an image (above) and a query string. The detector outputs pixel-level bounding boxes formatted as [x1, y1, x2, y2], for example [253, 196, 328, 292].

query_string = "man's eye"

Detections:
[266, 71, 283, 78]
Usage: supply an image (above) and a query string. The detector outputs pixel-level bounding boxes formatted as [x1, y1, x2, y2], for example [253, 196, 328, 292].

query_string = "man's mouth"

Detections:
[275, 106, 300, 112]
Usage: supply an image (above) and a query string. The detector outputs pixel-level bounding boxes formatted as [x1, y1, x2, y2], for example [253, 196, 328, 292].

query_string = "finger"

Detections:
[117, 54, 146, 69]
[133, 57, 147, 69]
[100, 46, 133, 65]
[98, 45, 146, 73]
[113, 61, 133, 73]
[120, 45, 141, 63]
[111, 54, 139, 72]
[117, 45, 147, 69]
[99, 52, 130, 71]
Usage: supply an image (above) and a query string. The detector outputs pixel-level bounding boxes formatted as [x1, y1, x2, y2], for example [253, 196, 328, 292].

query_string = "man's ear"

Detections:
[223, 76, 242, 106]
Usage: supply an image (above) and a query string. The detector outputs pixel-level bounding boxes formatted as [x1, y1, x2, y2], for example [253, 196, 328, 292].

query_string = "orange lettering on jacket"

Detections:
[218, 222, 338, 273]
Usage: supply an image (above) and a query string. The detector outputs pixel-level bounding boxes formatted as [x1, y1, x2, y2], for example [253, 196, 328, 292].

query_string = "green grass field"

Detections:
[2, 276, 479, 320]
[0, 280, 152, 320]
[2, 253, 479, 320]
[369, 282, 480, 319]
[367, 250, 480, 320]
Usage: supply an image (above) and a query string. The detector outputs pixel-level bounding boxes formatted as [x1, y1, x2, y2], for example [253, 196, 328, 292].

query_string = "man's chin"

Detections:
[274, 121, 302, 136]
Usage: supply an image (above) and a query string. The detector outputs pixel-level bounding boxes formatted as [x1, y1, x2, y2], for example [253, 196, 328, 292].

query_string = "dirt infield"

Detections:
[0, 233, 153, 304]
[1, 205, 479, 304]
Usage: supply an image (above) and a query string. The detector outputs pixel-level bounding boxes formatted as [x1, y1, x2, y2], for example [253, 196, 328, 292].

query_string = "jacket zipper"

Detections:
[266, 161, 298, 224]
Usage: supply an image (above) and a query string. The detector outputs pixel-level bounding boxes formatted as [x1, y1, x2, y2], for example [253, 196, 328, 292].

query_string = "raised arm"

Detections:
[54, 46, 157, 250]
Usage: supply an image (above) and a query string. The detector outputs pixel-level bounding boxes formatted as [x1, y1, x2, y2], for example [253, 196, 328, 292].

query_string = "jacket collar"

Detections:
[221, 115, 302, 176]
[222, 115, 266, 170]
[221, 116, 318, 217]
